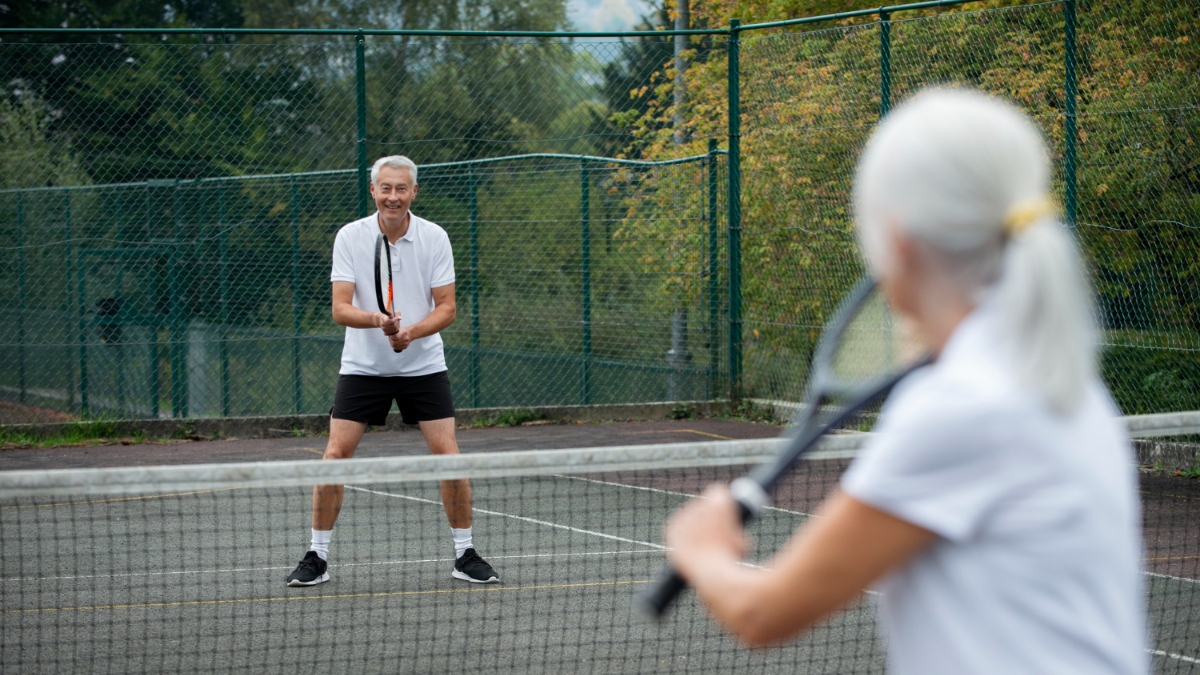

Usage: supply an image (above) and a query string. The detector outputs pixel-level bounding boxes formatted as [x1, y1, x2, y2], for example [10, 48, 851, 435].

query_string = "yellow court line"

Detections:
[1146, 555, 1200, 562]
[1, 487, 240, 510]
[4, 579, 653, 614]
[641, 429, 736, 441]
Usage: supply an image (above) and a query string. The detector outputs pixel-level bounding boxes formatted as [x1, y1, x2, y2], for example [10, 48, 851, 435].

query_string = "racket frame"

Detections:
[373, 233, 402, 353]
[636, 277, 933, 619]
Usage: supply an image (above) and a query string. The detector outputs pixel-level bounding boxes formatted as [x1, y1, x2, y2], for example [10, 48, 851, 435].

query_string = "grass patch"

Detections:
[668, 404, 695, 420]
[721, 400, 777, 424]
[472, 408, 543, 428]
[0, 420, 140, 449]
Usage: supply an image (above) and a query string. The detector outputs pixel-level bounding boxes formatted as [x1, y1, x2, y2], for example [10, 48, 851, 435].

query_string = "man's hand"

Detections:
[388, 325, 414, 352]
[376, 312, 401, 336]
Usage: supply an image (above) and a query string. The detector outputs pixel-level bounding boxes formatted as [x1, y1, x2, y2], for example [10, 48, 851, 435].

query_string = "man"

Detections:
[286, 155, 499, 587]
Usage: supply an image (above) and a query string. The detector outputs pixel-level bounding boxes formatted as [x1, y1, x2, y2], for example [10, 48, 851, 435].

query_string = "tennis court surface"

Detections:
[1, 419, 1197, 673]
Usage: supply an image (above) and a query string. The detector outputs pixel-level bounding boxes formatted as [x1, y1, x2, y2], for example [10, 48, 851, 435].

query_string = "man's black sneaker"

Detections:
[286, 551, 329, 587]
[452, 548, 499, 584]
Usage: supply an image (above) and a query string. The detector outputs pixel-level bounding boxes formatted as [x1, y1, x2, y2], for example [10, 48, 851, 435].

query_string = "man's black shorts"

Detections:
[330, 371, 455, 426]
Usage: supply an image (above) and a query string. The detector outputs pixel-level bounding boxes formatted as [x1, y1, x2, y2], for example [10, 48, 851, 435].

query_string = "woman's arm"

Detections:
[664, 485, 936, 647]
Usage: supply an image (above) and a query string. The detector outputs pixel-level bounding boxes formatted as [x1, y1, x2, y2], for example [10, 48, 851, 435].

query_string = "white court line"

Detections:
[1146, 571, 1200, 585]
[346, 485, 665, 551]
[1148, 649, 1200, 665]
[555, 474, 818, 518]
[0, 549, 658, 584]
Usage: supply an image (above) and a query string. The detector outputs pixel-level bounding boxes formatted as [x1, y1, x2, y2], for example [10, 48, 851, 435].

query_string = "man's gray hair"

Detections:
[370, 155, 418, 186]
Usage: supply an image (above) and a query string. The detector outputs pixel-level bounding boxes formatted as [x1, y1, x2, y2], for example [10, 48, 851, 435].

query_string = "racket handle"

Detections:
[635, 479, 766, 621]
[634, 565, 687, 620]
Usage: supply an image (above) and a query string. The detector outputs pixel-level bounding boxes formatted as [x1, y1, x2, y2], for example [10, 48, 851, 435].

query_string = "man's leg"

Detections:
[420, 417, 498, 584]
[313, 417, 368, 530]
[287, 417, 366, 587]
[419, 417, 470, 529]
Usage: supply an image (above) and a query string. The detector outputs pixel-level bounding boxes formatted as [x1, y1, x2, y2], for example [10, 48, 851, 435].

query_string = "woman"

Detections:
[664, 88, 1147, 675]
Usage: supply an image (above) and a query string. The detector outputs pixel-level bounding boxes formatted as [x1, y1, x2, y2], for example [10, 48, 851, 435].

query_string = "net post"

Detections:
[580, 158, 592, 406]
[355, 31, 369, 219]
[290, 176, 303, 415]
[218, 185, 231, 417]
[468, 167, 482, 408]
[706, 139, 719, 400]
[879, 9, 891, 117]
[727, 18, 743, 403]
[1063, 0, 1077, 227]
[16, 191, 26, 405]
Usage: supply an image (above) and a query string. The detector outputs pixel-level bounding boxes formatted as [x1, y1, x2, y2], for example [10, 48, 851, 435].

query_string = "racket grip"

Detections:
[634, 564, 687, 621]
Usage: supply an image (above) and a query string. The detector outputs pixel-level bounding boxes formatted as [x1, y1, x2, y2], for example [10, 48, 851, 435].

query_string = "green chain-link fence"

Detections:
[731, 0, 1198, 417]
[0, 0, 1196, 424]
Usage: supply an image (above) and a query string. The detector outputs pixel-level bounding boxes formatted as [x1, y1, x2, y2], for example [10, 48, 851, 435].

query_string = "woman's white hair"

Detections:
[853, 87, 1096, 414]
[371, 155, 418, 185]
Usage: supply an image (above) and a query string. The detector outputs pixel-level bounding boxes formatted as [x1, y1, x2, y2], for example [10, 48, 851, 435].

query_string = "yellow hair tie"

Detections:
[1004, 197, 1059, 237]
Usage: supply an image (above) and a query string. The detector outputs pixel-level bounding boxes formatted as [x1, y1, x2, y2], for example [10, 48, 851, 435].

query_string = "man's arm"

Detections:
[332, 281, 400, 333]
[389, 283, 456, 351]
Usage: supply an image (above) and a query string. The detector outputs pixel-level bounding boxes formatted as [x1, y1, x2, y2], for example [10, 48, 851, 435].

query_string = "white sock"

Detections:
[310, 529, 332, 561]
[451, 527, 473, 558]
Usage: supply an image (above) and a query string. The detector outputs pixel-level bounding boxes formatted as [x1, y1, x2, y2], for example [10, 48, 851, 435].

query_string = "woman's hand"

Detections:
[665, 484, 748, 574]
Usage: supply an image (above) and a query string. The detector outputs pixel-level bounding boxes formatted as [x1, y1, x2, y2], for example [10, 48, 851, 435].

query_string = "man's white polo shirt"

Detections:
[330, 212, 455, 377]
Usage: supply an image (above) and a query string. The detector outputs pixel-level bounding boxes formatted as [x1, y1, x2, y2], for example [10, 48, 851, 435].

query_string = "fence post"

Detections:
[580, 159, 592, 405]
[880, 10, 892, 117]
[114, 191, 126, 415]
[171, 181, 186, 418]
[63, 191, 84, 415]
[168, 245, 181, 418]
[706, 139, 719, 400]
[1063, 0, 1077, 227]
[727, 18, 743, 403]
[468, 168, 481, 408]
[291, 176, 303, 414]
[218, 185, 231, 416]
[16, 192, 26, 404]
[356, 31, 369, 218]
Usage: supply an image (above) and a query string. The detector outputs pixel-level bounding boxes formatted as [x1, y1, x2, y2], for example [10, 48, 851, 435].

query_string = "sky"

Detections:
[567, 0, 657, 32]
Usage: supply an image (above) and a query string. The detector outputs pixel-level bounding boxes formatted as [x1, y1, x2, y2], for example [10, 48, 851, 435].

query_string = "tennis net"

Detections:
[1, 417, 1198, 674]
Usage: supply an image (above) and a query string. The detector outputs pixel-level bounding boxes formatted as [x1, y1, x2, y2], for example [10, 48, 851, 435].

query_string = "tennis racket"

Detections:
[635, 277, 933, 619]
[373, 233, 402, 354]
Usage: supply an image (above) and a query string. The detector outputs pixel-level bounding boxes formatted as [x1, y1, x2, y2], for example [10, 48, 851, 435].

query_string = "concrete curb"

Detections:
[0, 400, 733, 441]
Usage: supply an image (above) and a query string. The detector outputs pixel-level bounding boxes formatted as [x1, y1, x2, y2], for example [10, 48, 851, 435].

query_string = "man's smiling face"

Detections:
[370, 165, 418, 224]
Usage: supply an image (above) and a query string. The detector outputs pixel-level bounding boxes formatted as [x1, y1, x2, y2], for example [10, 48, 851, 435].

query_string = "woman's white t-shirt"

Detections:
[841, 304, 1148, 675]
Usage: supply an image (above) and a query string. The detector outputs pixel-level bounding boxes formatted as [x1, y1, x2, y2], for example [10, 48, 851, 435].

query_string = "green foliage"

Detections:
[473, 407, 543, 427]
[0, 420, 130, 447]
[0, 93, 90, 189]
[1101, 342, 1200, 415]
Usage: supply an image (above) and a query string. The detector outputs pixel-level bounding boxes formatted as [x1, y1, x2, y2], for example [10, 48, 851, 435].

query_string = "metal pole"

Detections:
[146, 183, 158, 418]
[291, 176, 302, 414]
[580, 159, 592, 405]
[880, 10, 892, 117]
[64, 191, 85, 415]
[727, 18, 743, 402]
[707, 139, 719, 400]
[171, 182, 186, 418]
[168, 247, 179, 418]
[468, 168, 481, 408]
[356, 32, 370, 218]
[16, 192, 26, 404]
[218, 186, 231, 416]
[673, 0, 690, 145]
[1063, 0, 1077, 227]
[115, 191, 127, 415]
